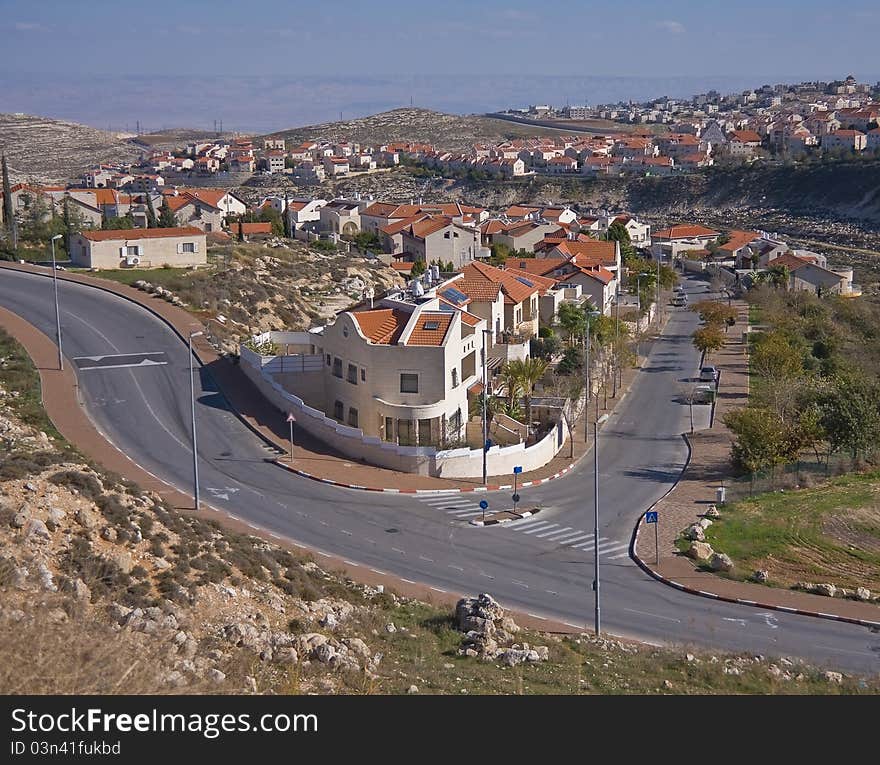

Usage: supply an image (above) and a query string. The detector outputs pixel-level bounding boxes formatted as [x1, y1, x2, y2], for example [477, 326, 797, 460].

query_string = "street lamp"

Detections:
[612, 281, 621, 397]
[593, 412, 610, 635]
[582, 308, 600, 442]
[481, 327, 492, 485]
[636, 272, 650, 360]
[50, 234, 64, 371]
[188, 330, 204, 510]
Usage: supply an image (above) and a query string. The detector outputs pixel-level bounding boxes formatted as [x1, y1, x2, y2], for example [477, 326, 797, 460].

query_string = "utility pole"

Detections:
[481, 328, 491, 485]
[50, 234, 64, 370]
[612, 281, 621, 397]
[189, 330, 204, 511]
[593, 413, 609, 635]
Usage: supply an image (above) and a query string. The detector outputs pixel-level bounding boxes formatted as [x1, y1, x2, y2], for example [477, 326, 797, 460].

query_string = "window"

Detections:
[361, 368, 366, 382]
[333, 400, 344, 420]
[182, 242, 195, 253]
[126, 246, 139, 256]
[332, 357, 343, 378]
[400, 373, 419, 393]
[347, 363, 358, 384]
[444, 231, 450, 239]
[449, 407, 462, 433]
[347, 407, 359, 427]
[384, 416, 394, 441]
[451, 367, 459, 388]
[424, 321, 440, 331]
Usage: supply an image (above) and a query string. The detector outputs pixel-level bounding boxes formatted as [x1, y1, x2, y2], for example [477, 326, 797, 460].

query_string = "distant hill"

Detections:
[261, 107, 626, 153]
[0, 113, 144, 184]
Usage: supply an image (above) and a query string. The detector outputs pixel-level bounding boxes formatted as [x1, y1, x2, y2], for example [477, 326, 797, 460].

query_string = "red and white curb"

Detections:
[274, 459, 578, 495]
[470, 508, 540, 527]
[630, 435, 880, 630]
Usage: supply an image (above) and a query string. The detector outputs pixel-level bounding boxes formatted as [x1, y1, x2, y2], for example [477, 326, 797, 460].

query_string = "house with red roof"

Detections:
[821, 129, 867, 152]
[650, 224, 720, 260]
[69, 227, 206, 270]
[400, 215, 485, 270]
[160, 187, 247, 232]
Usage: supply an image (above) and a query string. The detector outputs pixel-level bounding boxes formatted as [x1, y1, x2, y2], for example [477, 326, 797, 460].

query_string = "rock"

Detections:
[407, 685, 419, 694]
[684, 541, 714, 560]
[855, 587, 872, 601]
[181, 638, 199, 660]
[343, 638, 370, 659]
[705, 505, 721, 519]
[24, 481, 38, 492]
[36, 562, 56, 591]
[533, 646, 550, 661]
[814, 583, 836, 598]
[47, 507, 65, 524]
[223, 622, 262, 648]
[686, 653, 696, 662]
[709, 553, 733, 572]
[274, 647, 299, 665]
[100, 526, 117, 542]
[25, 518, 51, 543]
[75, 507, 98, 530]
[207, 669, 226, 684]
[525, 650, 541, 662]
[663, 679, 673, 689]
[683, 524, 705, 542]
[823, 671, 843, 684]
[11, 510, 28, 528]
[385, 623, 397, 634]
[753, 570, 769, 583]
[697, 518, 713, 529]
[314, 644, 336, 664]
[112, 551, 133, 575]
[244, 676, 258, 694]
[164, 670, 187, 688]
[499, 616, 520, 634]
[499, 648, 530, 667]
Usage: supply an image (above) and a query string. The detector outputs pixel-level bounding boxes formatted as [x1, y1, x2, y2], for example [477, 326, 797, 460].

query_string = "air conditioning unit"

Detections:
[126, 256, 140, 266]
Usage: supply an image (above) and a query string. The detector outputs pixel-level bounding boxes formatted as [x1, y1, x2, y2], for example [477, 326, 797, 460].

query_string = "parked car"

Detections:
[672, 294, 687, 307]
[692, 385, 715, 404]
[700, 366, 718, 382]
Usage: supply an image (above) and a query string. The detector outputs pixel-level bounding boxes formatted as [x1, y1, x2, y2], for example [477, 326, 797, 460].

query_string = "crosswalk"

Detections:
[414, 495, 631, 560]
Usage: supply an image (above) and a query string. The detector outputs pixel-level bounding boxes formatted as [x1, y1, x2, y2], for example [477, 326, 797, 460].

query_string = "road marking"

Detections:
[340, 529, 352, 536]
[421, 496, 466, 505]
[536, 526, 572, 538]
[343, 560, 358, 566]
[814, 644, 876, 658]
[419, 555, 434, 562]
[369, 568, 386, 575]
[447, 508, 479, 517]
[553, 531, 592, 544]
[391, 547, 406, 554]
[563, 622, 581, 629]
[572, 537, 608, 549]
[74, 352, 169, 370]
[722, 618, 747, 626]
[545, 590, 557, 595]
[479, 572, 494, 579]
[511, 580, 529, 589]
[608, 552, 631, 560]
[624, 607, 681, 623]
[400, 578, 416, 584]
[596, 541, 630, 555]
[365, 538, 376, 544]
[508, 518, 547, 530]
[521, 522, 557, 535]
[448, 564, 464, 571]
[527, 613, 546, 620]
[430, 587, 447, 593]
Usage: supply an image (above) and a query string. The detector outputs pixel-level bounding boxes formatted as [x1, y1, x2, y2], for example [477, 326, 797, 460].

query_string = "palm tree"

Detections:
[497, 363, 523, 411]
[506, 357, 550, 429]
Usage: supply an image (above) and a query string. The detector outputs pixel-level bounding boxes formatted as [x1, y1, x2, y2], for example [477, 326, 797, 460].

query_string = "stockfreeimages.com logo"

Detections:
[11, 708, 318, 739]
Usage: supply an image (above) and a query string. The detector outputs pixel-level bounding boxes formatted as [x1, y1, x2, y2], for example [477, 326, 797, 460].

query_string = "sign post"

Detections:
[479, 499, 488, 524]
[286, 413, 296, 462]
[512, 465, 522, 513]
[645, 510, 659, 565]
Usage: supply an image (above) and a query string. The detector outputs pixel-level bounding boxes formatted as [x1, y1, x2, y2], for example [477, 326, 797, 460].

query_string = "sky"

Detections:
[1, 0, 878, 132]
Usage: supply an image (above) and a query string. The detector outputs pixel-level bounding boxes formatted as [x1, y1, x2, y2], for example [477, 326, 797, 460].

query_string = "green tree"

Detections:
[505, 357, 550, 428]
[818, 373, 880, 460]
[410, 259, 426, 277]
[556, 346, 583, 375]
[692, 325, 725, 362]
[556, 301, 591, 344]
[489, 242, 510, 267]
[690, 299, 736, 327]
[604, 220, 635, 261]
[724, 407, 791, 475]
[530, 334, 561, 360]
[102, 213, 134, 230]
[144, 193, 158, 228]
[158, 197, 177, 228]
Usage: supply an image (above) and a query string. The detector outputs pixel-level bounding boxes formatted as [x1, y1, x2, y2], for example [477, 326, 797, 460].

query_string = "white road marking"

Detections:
[511, 580, 529, 589]
[343, 560, 358, 566]
[526, 613, 546, 620]
[447, 508, 479, 517]
[430, 587, 446, 593]
[369, 568, 386, 575]
[419, 555, 434, 562]
[448, 564, 464, 571]
[479, 572, 494, 579]
[722, 618, 747, 626]
[507, 518, 547, 530]
[391, 547, 406, 554]
[421, 497, 465, 505]
[340, 529, 352, 536]
[608, 552, 631, 560]
[536, 526, 572, 539]
[572, 537, 608, 549]
[624, 607, 681, 623]
[400, 578, 415, 584]
[596, 541, 630, 555]
[553, 531, 593, 544]
[521, 522, 558, 534]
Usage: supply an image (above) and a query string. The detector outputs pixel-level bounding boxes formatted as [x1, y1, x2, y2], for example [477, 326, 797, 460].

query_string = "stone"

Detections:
[24, 481, 38, 492]
[663, 679, 673, 689]
[244, 676, 258, 694]
[709, 553, 733, 572]
[698, 518, 713, 529]
[75, 507, 98, 530]
[25, 518, 51, 543]
[181, 638, 199, 660]
[683, 524, 705, 542]
[499, 648, 530, 667]
[685, 541, 714, 560]
[823, 671, 843, 684]
[314, 644, 336, 664]
[101, 526, 117, 542]
[112, 551, 133, 575]
[164, 670, 187, 688]
[525, 650, 541, 662]
[705, 505, 721, 519]
[385, 623, 397, 633]
[36, 562, 56, 591]
[686, 653, 696, 662]
[343, 638, 370, 659]
[407, 685, 419, 694]
[855, 587, 872, 601]
[11, 511, 28, 528]
[47, 507, 65, 525]
[753, 570, 769, 583]
[320, 613, 338, 629]
[533, 646, 550, 661]
[274, 647, 299, 665]
[207, 669, 226, 684]
[814, 583, 836, 598]
[499, 616, 520, 634]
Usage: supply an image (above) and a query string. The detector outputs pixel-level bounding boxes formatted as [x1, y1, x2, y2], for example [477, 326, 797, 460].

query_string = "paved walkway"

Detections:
[632, 295, 880, 625]
[0, 261, 637, 492]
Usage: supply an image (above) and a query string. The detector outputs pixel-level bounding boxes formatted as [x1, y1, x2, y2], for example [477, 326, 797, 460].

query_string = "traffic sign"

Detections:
[478, 499, 489, 510]
[511, 493, 520, 503]
[287, 413, 296, 422]
[645, 510, 658, 524]
[513, 465, 523, 474]
[484, 439, 493, 451]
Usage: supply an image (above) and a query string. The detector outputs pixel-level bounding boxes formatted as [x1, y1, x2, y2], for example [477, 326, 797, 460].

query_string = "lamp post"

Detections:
[582, 308, 600, 442]
[593, 412, 609, 635]
[50, 234, 64, 370]
[188, 330, 204, 510]
[636, 272, 649, 360]
[612, 281, 620, 397]
[481, 328, 491, 485]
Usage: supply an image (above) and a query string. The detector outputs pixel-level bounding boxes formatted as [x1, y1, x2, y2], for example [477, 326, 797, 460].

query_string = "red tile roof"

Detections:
[350, 308, 409, 344]
[652, 224, 720, 240]
[80, 226, 204, 242]
[405, 312, 454, 346]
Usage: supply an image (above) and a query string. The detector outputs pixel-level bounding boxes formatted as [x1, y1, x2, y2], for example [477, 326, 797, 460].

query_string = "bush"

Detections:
[49, 470, 103, 501]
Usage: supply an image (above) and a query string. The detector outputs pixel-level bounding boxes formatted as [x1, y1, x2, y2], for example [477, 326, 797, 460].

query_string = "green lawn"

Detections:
[703, 471, 880, 592]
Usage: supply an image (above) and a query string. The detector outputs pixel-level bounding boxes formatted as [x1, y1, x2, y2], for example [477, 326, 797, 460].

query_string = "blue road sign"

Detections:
[645, 511, 658, 524]
[484, 439, 493, 451]
[511, 493, 520, 503]
[513, 465, 523, 474]
[479, 499, 489, 510]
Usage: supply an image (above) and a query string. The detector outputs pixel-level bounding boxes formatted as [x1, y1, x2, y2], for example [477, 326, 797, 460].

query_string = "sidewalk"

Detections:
[0, 261, 639, 493]
[632, 296, 880, 626]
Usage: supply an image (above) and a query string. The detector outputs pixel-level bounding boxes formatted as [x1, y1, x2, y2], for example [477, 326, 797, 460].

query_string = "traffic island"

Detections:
[470, 507, 541, 527]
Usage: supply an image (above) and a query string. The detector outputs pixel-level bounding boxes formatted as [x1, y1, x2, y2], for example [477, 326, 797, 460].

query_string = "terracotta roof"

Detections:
[652, 224, 720, 240]
[768, 252, 810, 272]
[459, 312, 482, 327]
[405, 312, 454, 346]
[561, 265, 615, 285]
[350, 308, 409, 345]
[391, 262, 414, 272]
[80, 226, 204, 242]
[381, 214, 429, 236]
[408, 216, 453, 239]
[453, 261, 540, 305]
[553, 240, 617, 265]
[718, 230, 760, 253]
[729, 130, 762, 143]
[502, 266, 561, 296]
[230, 222, 272, 234]
[504, 257, 570, 277]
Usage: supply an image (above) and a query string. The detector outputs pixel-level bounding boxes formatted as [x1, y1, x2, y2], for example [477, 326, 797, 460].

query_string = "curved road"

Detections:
[2, 269, 879, 673]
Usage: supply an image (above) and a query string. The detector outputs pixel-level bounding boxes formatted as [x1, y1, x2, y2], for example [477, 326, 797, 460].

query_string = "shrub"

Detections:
[49, 470, 103, 501]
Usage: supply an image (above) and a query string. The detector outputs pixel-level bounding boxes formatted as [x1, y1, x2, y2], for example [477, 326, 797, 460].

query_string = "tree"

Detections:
[751, 330, 807, 421]
[530, 334, 561, 360]
[158, 197, 177, 228]
[556, 301, 589, 344]
[505, 357, 550, 428]
[556, 346, 583, 375]
[604, 220, 636, 261]
[145, 193, 158, 228]
[238, 220, 244, 242]
[818, 373, 880, 460]
[488, 242, 510, 267]
[724, 407, 791, 475]
[102, 213, 134, 230]
[691, 300, 736, 327]
[692, 325, 725, 362]
[410, 259, 425, 277]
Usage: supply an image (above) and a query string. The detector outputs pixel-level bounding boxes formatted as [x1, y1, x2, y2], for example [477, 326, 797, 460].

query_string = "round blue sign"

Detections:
[478, 499, 489, 510]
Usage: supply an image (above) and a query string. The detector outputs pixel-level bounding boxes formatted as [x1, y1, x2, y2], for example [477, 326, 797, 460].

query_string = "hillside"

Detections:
[0, 113, 144, 184]
[262, 107, 601, 153]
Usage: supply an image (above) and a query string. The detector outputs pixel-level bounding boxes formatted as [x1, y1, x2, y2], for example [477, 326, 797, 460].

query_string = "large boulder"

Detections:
[683, 524, 705, 542]
[855, 587, 872, 602]
[813, 583, 836, 598]
[25, 518, 51, 543]
[685, 541, 714, 560]
[709, 553, 733, 572]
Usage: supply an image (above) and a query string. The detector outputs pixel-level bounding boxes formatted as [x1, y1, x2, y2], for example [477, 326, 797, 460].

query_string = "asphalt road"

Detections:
[2, 268, 879, 674]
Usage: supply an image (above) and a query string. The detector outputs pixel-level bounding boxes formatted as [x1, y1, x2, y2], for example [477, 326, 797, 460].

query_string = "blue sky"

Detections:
[3, 0, 878, 78]
[1, 1, 878, 131]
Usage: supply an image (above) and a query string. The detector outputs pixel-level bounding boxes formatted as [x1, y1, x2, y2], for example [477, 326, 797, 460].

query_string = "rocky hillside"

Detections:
[2, 328, 879, 694]
[0, 113, 144, 184]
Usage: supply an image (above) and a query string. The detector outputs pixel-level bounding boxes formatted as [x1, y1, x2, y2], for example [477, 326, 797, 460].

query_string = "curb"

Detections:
[630, 434, 880, 630]
[470, 508, 540, 527]
[273, 458, 579, 495]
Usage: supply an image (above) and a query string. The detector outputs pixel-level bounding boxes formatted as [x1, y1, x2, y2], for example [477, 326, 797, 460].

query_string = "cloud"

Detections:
[13, 21, 45, 32]
[656, 20, 686, 34]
